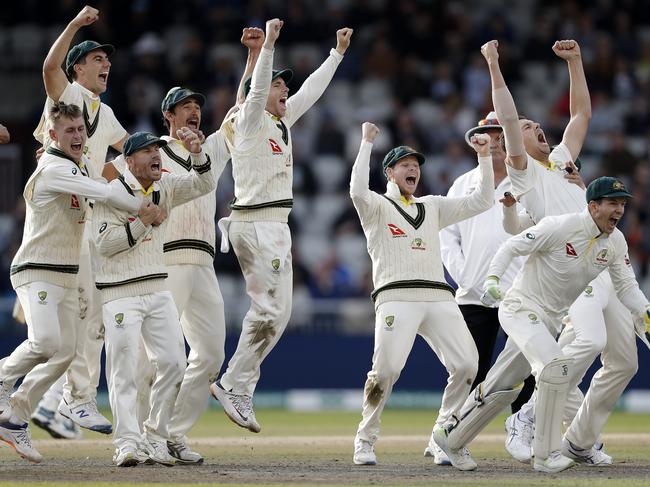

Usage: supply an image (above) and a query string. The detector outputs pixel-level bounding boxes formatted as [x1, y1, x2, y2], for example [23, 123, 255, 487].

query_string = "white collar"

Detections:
[122, 167, 159, 195]
[72, 81, 100, 101]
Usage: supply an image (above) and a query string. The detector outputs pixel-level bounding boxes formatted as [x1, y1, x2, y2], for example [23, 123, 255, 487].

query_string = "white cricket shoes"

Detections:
[0, 421, 43, 463]
[504, 411, 534, 463]
[424, 429, 451, 465]
[113, 446, 139, 467]
[31, 406, 82, 440]
[561, 437, 613, 466]
[167, 439, 204, 465]
[353, 437, 377, 465]
[210, 381, 261, 433]
[433, 425, 477, 471]
[533, 450, 575, 473]
[58, 398, 112, 434]
[145, 438, 176, 466]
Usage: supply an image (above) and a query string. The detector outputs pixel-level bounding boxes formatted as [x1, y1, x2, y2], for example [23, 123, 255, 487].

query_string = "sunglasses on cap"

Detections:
[478, 118, 500, 127]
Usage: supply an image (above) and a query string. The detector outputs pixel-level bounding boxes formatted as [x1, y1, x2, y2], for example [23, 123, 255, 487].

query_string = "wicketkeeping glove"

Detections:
[635, 304, 650, 345]
[480, 276, 503, 307]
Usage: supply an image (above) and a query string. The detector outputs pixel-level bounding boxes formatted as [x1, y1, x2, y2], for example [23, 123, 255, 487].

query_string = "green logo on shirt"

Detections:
[385, 315, 394, 327]
[585, 285, 593, 295]
[38, 291, 47, 303]
[115, 313, 124, 325]
[271, 258, 281, 271]
[528, 313, 539, 323]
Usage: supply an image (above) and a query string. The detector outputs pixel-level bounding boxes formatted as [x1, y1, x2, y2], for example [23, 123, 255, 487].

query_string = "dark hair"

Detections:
[49, 101, 82, 126]
[68, 57, 87, 80]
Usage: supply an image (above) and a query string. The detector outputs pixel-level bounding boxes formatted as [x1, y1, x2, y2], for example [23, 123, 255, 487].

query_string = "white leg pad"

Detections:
[534, 357, 573, 460]
[447, 383, 522, 450]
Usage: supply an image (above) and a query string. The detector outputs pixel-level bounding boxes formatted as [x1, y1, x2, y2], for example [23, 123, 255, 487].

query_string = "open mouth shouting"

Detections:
[405, 175, 417, 186]
[186, 117, 199, 130]
[70, 141, 83, 155]
[279, 96, 287, 107]
[98, 71, 109, 86]
[150, 160, 162, 177]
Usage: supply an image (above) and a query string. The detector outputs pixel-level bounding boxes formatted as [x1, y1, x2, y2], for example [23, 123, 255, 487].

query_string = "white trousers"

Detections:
[103, 291, 185, 450]
[518, 272, 638, 448]
[0, 282, 77, 422]
[135, 265, 226, 442]
[356, 300, 478, 444]
[220, 221, 292, 395]
[37, 240, 104, 410]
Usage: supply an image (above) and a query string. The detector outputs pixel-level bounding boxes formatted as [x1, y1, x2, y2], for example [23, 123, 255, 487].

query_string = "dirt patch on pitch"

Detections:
[1, 435, 650, 485]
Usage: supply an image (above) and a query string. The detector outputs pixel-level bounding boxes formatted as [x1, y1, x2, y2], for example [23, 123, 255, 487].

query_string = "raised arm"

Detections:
[555, 40, 591, 161]
[236, 27, 264, 106]
[43, 6, 99, 101]
[167, 128, 216, 207]
[350, 122, 380, 217]
[437, 133, 495, 229]
[500, 191, 535, 234]
[283, 27, 352, 128]
[236, 19, 282, 138]
[481, 41, 527, 170]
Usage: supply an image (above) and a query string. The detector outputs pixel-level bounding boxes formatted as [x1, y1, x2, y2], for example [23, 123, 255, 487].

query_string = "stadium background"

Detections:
[0, 0, 650, 410]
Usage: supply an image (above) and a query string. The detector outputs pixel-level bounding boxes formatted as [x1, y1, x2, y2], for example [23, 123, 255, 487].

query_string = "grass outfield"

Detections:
[1, 409, 650, 486]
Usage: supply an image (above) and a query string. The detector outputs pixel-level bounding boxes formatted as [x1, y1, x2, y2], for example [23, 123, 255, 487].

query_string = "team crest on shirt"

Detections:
[595, 249, 609, 266]
[37, 291, 47, 304]
[70, 194, 81, 210]
[565, 242, 578, 258]
[583, 285, 594, 298]
[384, 315, 395, 330]
[528, 313, 539, 324]
[271, 258, 281, 273]
[269, 138, 283, 154]
[387, 223, 407, 238]
[114, 313, 124, 327]
[411, 237, 426, 250]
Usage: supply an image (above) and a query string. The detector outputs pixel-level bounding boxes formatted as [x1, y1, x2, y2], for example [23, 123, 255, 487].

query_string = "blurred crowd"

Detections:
[1, 0, 650, 330]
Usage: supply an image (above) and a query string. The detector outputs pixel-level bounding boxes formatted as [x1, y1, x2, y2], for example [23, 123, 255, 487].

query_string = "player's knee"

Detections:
[32, 334, 61, 359]
[609, 352, 638, 379]
[574, 334, 607, 357]
[452, 357, 478, 384]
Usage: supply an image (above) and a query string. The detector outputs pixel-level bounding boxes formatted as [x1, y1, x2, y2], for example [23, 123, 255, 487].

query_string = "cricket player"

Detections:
[31, 5, 127, 435]
[485, 39, 636, 466]
[437, 177, 650, 474]
[93, 129, 215, 467]
[350, 122, 494, 466]
[0, 102, 140, 463]
[211, 18, 353, 433]
[431, 38, 622, 472]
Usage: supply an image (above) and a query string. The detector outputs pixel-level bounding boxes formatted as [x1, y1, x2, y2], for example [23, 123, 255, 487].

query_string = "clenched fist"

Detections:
[264, 19, 283, 49]
[71, 5, 99, 28]
[241, 27, 264, 51]
[361, 122, 379, 143]
[335, 28, 353, 55]
[481, 40, 499, 63]
[470, 133, 491, 157]
[552, 40, 581, 60]
[177, 127, 202, 154]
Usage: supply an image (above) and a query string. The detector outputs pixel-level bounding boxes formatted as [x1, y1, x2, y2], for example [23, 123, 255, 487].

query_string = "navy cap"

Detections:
[66, 40, 114, 77]
[382, 146, 426, 172]
[161, 87, 206, 113]
[123, 132, 167, 156]
[243, 69, 293, 97]
[586, 176, 633, 202]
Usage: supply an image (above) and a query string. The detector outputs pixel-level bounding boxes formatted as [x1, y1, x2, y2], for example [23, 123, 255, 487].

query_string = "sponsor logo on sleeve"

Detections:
[70, 195, 81, 210]
[525, 232, 535, 240]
